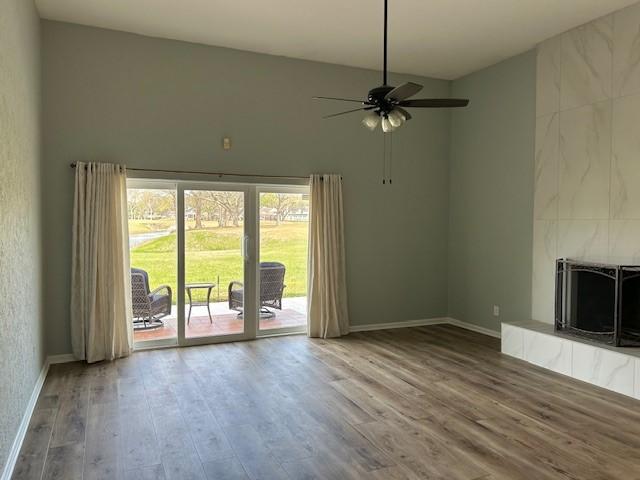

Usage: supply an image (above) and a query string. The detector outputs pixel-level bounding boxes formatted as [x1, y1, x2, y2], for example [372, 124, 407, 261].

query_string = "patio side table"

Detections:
[185, 282, 216, 324]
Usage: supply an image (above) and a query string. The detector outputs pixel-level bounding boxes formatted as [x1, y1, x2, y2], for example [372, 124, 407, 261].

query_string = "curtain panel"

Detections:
[307, 174, 349, 338]
[70, 162, 132, 363]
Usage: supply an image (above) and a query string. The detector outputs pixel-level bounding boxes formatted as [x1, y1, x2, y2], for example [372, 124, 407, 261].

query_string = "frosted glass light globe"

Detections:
[362, 111, 380, 131]
[387, 109, 405, 127]
[381, 116, 395, 133]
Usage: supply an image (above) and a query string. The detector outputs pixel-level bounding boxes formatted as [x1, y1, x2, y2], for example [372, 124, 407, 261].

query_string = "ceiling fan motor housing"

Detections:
[367, 85, 395, 114]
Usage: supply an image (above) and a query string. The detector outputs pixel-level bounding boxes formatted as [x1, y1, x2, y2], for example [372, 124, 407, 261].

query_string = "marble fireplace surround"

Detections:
[532, 1, 640, 325]
[502, 320, 640, 399]
[526, 0, 640, 404]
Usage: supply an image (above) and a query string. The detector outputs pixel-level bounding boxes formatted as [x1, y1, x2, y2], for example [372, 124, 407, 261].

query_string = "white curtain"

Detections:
[70, 162, 133, 363]
[307, 174, 349, 338]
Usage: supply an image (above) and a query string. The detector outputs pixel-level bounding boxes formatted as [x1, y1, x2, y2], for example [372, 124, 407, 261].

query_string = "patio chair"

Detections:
[131, 268, 172, 330]
[229, 262, 286, 317]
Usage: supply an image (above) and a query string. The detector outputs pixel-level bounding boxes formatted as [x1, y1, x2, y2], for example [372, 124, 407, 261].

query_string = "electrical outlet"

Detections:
[493, 305, 500, 317]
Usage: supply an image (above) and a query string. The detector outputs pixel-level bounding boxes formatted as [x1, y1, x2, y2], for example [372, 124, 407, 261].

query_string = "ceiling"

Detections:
[36, 0, 638, 80]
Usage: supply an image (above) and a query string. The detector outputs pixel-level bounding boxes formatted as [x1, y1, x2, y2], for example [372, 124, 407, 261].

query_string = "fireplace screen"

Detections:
[555, 259, 640, 347]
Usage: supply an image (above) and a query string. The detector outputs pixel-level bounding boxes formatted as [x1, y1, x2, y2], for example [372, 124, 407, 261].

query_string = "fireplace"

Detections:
[555, 258, 640, 347]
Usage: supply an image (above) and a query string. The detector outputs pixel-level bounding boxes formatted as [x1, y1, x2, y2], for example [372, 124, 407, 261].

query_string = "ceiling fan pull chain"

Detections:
[382, 132, 386, 184]
[389, 132, 393, 185]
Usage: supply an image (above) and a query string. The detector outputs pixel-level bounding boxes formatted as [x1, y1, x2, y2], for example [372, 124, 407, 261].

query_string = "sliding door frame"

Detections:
[177, 181, 257, 347]
[127, 179, 180, 350]
[255, 184, 310, 338]
[127, 175, 309, 349]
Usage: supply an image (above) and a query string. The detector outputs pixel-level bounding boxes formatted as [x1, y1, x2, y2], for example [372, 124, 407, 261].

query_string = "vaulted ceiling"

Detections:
[36, 0, 637, 79]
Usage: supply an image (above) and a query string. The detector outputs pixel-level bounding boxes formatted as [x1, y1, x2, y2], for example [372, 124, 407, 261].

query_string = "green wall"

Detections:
[41, 20, 538, 354]
[0, 0, 44, 473]
[448, 51, 536, 332]
[42, 21, 452, 355]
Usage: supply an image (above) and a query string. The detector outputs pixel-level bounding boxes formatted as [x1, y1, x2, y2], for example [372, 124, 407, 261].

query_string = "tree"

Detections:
[128, 189, 176, 222]
[127, 189, 144, 219]
[186, 191, 243, 228]
[195, 195, 203, 229]
[207, 192, 243, 227]
[261, 193, 303, 225]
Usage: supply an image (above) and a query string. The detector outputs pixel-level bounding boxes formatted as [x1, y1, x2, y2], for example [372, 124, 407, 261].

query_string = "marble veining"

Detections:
[501, 324, 524, 359]
[537, 36, 562, 117]
[608, 220, 640, 260]
[561, 15, 613, 111]
[613, 2, 640, 97]
[611, 92, 640, 219]
[531, 220, 557, 323]
[523, 330, 572, 375]
[572, 343, 635, 396]
[535, 6, 640, 342]
[557, 219, 608, 261]
[534, 113, 559, 219]
[558, 101, 611, 219]
[503, 321, 639, 399]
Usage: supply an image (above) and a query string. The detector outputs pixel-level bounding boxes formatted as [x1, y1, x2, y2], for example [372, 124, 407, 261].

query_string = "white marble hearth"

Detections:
[502, 320, 640, 399]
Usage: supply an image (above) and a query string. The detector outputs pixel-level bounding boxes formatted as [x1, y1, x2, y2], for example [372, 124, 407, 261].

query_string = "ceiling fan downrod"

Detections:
[383, 0, 388, 86]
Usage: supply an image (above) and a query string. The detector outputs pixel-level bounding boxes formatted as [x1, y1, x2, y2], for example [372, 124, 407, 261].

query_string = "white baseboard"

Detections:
[349, 317, 501, 338]
[349, 317, 448, 332]
[1, 358, 49, 480]
[1, 353, 76, 480]
[446, 317, 501, 338]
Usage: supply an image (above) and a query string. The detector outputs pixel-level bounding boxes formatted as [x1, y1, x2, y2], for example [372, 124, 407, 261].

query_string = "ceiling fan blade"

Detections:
[313, 96, 366, 103]
[385, 82, 423, 102]
[399, 98, 469, 108]
[323, 106, 374, 119]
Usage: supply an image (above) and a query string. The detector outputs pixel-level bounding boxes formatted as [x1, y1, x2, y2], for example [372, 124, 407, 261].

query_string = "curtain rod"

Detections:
[69, 162, 313, 181]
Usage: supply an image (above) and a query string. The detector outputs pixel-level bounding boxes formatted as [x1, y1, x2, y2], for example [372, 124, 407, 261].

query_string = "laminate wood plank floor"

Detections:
[11, 325, 640, 480]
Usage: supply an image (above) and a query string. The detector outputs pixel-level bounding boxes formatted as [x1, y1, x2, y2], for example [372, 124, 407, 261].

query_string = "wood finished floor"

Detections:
[11, 324, 640, 480]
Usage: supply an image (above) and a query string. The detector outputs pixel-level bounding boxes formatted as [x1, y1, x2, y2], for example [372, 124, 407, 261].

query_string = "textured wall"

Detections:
[0, 0, 43, 473]
[532, 1, 640, 323]
[448, 51, 536, 332]
[42, 21, 452, 354]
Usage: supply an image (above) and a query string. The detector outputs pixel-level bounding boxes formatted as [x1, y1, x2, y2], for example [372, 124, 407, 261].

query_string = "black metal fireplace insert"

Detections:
[555, 258, 640, 347]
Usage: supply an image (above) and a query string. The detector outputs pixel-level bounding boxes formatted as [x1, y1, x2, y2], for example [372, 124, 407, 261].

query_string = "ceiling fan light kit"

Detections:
[362, 111, 381, 131]
[381, 116, 395, 133]
[387, 109, 405, 127]
[313, 0, 469, 133]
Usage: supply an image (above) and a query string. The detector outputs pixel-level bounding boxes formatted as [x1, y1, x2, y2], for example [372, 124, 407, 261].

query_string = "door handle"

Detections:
[241, 235, 249, 261]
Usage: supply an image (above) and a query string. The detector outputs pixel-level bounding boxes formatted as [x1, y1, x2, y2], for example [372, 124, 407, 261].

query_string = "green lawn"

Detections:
[130, 222, 308, 303]
[128, 218, 175, 235]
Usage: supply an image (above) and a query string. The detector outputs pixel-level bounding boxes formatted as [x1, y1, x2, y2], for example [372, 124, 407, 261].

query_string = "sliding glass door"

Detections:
[178, 184, 256, 345]
[127, 182, 178, 348]
[257, 186, 309, 336]
[128, 180, 306, 349]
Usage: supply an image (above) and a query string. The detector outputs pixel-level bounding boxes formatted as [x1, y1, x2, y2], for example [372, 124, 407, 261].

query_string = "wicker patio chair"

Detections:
[131, 268, 172, 330]
[229, 262, 286, 317]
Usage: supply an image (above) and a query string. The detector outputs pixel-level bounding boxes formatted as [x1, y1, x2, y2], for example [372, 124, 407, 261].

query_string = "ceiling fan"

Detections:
[314, 0, 469, 132]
